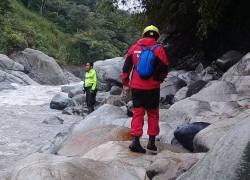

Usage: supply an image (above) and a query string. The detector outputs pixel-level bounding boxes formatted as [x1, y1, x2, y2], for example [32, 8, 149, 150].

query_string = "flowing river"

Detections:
[0, 83, 81, 175]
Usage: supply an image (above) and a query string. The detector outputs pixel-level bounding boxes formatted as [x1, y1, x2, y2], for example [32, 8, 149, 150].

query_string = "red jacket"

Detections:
[121, 37, 169, 90]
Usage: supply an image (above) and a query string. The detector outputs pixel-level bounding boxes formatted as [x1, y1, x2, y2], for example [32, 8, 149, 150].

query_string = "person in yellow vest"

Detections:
[84, 62, 97, 113]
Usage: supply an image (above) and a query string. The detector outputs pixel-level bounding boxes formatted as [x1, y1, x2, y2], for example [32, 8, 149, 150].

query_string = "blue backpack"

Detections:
[136, 44, 158, 79]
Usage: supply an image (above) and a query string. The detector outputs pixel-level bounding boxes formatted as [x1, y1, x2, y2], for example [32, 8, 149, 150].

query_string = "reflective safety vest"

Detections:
[84, 69, 97, 90]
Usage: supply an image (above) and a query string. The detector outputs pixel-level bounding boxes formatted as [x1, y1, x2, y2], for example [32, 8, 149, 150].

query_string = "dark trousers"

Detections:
[132, 88, 160, 109]
[85, 88, 97, 113]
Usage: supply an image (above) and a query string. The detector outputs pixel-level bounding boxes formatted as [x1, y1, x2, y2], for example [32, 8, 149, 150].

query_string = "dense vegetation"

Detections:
[0, 0, 140, 64]
[136, 0, 250, 61]
[2, 0, 250, 66]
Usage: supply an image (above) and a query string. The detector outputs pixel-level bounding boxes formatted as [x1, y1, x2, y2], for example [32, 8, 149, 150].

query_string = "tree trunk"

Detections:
[40, 0, 47, 16]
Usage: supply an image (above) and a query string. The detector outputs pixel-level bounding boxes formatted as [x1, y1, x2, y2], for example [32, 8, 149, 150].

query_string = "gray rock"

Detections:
[222, 52, 250, 78]
[191, 80, 237, 102]
[5, 70, 38, 85]
[72, 94, 85, 105]
[110, 86, 122, 95]
[177, 71, 202, 86]
[63, 70, 81, 83]
[58, 125, 131, 157]
[0, 54, 24, 71]
[10, 48, 68, 85]
[96, 91, 110, 104]
[146, 151, 204, 180]
[0, 69, 28, 85]
[186, 80, 207, 97]
[62, 106, 86, 116]
[94, 57, 124, 91]
[104, 95, 126, 107]
[158, 98, 214, 144]
[62, 107, 73, 115]
[216, 50, 244, 71]
[177, 111, 250, 180]
[42, 116, 64, 125]
[168, 70, 187, 77]
[81, 141, 204, 180]
[8, 153, 143, 180]
[174, 87, 188, 102]
[160, 76, 186, 100]
[61, 83, 83, 93]
[50, 93, 74, 110]
[222, 53, 250, 95]
[193, 109, 250, 152]
[62, 65, 84, 79]
[72, 104, 128, 133]
[68, 85, 83, 98]
[41, 130, 69, 154]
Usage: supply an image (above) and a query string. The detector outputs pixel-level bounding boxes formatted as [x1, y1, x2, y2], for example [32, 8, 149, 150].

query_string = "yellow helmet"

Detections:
[142, 25, 160, 36]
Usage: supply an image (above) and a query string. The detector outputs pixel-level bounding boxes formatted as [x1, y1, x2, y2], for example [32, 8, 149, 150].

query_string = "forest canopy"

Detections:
[0, 0, 140, 64]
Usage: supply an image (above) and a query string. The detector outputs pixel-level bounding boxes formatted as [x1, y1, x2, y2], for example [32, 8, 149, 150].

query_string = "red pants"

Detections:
[131, 107, 159, 137]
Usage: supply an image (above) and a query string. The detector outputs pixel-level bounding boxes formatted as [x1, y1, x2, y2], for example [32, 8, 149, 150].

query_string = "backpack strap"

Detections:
[141, 46, 147, 51]
[150, 44, 158, 51]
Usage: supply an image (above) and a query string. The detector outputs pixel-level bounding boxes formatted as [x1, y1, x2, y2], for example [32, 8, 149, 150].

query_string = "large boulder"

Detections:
[158, 97, 219, 144]
[7, 153, 143, 180]
[58, 125, 131, 156]
[62, 64, 84, 79]
[10, 48, 68, 85]
[63, 70, 81, 83]
[191, 80, 237, 102]
[216, 50, 244, 72]
[72, 104, 128, 134]
[177, 112, 250, 180]
[50, 93, 74, 110]
[222, 52, 250, 95]
[5, 70, 38, 85]
[82, 141, 204, 180]
[0, 55, 36, 86]
[0, 69, 30, 85]
[0, 54, 24, 71]
[94, 57, 124, 91]
[193, 109, 250, 152]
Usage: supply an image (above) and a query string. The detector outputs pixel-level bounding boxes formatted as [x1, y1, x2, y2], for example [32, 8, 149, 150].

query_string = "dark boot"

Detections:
[129, 136, 146, 153]
[147, 136, 157, 151]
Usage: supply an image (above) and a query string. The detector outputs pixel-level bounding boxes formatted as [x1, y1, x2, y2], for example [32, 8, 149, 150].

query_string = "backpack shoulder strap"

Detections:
[150, 44, 158, 51]
[141, 45, 147, 51]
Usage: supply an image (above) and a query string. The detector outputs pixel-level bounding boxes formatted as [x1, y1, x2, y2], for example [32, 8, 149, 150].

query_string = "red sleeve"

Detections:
[120, 46, 135, 87]
[157, 46, 169, 65]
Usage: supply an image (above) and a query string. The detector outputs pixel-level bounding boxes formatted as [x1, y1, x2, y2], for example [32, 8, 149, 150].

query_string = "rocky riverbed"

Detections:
[0, 84, 82, 176]
[0, 48, 249, 180]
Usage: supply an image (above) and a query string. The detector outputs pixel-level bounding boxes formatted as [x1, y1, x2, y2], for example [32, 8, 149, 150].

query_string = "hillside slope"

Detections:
[0, 0, 70, 63]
